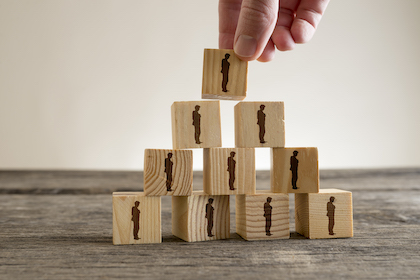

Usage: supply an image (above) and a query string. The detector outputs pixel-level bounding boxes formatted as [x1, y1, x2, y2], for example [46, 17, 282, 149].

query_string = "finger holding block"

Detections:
[171, 101, 222, 149]
[144, 149, 193, 196]
[112, 192, 161, 245]
[172, 191, 230, 242]
[202, 49, 248, 100]
[295, 189, 353, 239]
[203, 148, 256, 195]
[235, 101, 285, 148]
[271, 147, 319, 193]
[236, 191, 289, 241]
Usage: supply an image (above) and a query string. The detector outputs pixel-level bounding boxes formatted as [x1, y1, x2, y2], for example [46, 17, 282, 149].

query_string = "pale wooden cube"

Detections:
[202, 49, 248, 100]
[112, 192, 161, 245]
[171, 101, 222, 149]
[271, 147, 319, 193]
[172, 191, 230, 242]
[235, 101, 285, 148]
[236, 190, 289, 241]
[144, 149, 193, 196]
[295, 189, 353, 239]
[203, 148, 256, 195]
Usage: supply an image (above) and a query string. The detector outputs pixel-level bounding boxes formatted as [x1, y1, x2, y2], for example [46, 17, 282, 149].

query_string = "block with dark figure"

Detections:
[131, 201, 140, 240]
[263, 197, 273, 236]
[113, 192, 161, 244]
[205, 198, 214, 237]
[327, 196, 336, 235]
[257, 104, 266, 143]
[227, 151, 236, 190]
[221, 53, 230, 92]
[295, 189, 352, 239]
[290, 150, 299, 189]
[192, 105, 202, 144]
[164, 152, 173, 192]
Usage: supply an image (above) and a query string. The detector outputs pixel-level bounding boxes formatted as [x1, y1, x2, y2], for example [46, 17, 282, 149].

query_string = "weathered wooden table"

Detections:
[1, 169, 419, 279]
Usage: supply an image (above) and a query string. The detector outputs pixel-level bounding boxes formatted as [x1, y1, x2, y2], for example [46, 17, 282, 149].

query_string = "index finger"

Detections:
[219, 0, 242, 49]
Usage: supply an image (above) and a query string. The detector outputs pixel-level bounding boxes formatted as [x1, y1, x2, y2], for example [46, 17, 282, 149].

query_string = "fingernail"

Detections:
[234, 35, 257, 58]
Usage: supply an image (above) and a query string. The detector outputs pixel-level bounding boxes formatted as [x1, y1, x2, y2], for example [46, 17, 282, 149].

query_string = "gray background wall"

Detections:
[1, 0, 419, 170]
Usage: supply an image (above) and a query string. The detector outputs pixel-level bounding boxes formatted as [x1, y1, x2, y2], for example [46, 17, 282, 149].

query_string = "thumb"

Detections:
[233, 0, 278, 61]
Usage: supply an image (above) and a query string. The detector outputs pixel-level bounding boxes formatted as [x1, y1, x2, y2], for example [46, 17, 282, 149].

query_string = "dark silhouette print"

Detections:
[227, 151, 236, 190]
[221, 53, 230, 92]
[164, 152, 173, 191]
[264, 197, 273, 236]
[257, 104, 266, 143]
[192, 105, 202, 144]
[131, 201, 141, 240]
[327, 196, 336, 235]
[290, 150, 299, 189]
[205, 198, 215, 237]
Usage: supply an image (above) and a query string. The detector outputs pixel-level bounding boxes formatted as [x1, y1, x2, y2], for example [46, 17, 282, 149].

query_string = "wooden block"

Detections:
[172, 191, 230, 242]
[235, 102, 285, 148]
[144, 149, 193, 196]
[271, 147, 319, 193]
[202, 49, 248, 100]
[171, 101, 222, 149]
[203, 148, 256, 195]
[236, 190, 289, 240]
[295, 189, 353, 239]
[112, 192, 161, 245]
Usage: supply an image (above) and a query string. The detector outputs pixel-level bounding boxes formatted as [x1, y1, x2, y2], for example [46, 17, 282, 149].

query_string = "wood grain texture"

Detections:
[271, 147, 319, 193]
[171, 101, 222, 149]
[202, 49, 248, 100]
[112, 192, 161, 244]
[235, 101, 285, 148]
[172, 191, 230, 242]
[144, 149, 193, 196]
[295, 189, 353, 239]
[2, 169, 420, 279]
[203, 148, 256, 195]
[236, 190, 289, 240]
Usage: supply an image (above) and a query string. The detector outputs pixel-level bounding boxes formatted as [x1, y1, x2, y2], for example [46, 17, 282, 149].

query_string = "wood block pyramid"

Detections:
[112, 49, 354, 244]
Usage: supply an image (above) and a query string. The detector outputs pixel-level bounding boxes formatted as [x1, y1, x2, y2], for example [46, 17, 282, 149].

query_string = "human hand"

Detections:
[219, 0, 330, 62]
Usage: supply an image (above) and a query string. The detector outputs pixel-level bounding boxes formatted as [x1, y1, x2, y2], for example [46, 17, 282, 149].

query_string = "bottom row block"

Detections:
[236, 191, 289, 240]
[172, 191, 230, 242]
[295, 189, 353, 239]
[112, 192, 161, 245]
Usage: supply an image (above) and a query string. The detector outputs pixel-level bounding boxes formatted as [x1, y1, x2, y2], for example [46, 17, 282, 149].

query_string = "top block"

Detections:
[171, 101, 222, 149]
[202, 49, 248, 100]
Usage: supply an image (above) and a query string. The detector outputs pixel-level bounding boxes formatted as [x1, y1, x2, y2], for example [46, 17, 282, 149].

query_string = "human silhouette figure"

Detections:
[164, 152, 173, 191]
[131, 201, 140, 240]
[205, 198, 214, 237]
[257, 104, 266, 143]
[227, 151, 236, 190]
[192, 105, 202, 144]
[264, 197, 273, 236]
[327, 196, 336, 235]
[290, 150, 299, 189]
[221, 53, 230, 92]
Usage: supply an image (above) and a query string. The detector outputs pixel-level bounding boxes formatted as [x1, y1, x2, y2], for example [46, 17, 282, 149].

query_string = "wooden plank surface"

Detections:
[0, 169, 420, 279]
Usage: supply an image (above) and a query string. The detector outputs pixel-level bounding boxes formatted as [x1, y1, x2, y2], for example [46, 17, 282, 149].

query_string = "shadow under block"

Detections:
[202, 49, 248, 100]
[171, 101, 222, 149]
[236, 191, 289, 241]
[172, 191, 230, 242]
[144, 149, 193, 196]
[235, 101, 285, 148]
[295, 189, 353, 239]
[271, 147, 319, 194]
[203, 148, 256, 195]
[112, 192, 161, 245]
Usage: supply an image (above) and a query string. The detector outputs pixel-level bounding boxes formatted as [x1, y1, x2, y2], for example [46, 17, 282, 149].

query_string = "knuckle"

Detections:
[241, 0, 276, 28]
